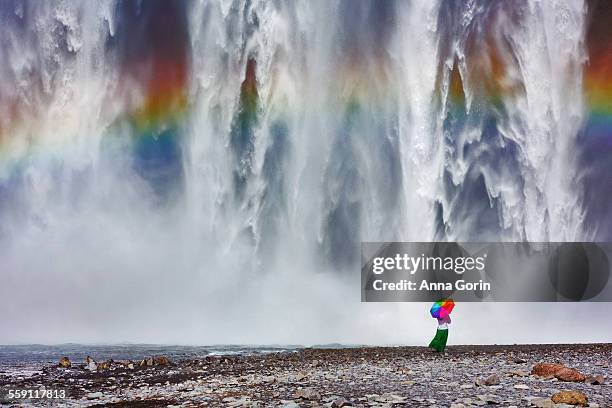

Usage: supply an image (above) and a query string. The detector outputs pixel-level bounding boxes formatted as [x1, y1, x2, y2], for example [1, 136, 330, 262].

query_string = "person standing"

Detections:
[429, 314, 451, 352]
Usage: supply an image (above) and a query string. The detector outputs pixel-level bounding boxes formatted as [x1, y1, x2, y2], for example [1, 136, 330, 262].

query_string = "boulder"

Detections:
[555, 367, 586, 382]
[551, 390, 588, 406]
[58, 357, 71, 368]
[531, 363, 565, 377]
[531, 363, 585, 382]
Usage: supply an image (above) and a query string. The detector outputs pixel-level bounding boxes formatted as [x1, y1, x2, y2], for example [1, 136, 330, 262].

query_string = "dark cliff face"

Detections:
[111, 0, 191, 202]
[230, 57, 259, 203]
[580, 0, 612, 240]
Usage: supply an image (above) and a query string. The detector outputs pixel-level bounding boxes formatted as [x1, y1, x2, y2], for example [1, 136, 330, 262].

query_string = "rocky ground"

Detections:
[0, 344, 610, 407]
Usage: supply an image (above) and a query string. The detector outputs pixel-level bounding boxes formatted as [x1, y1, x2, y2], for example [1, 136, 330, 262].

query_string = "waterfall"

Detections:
[0, 0, 607, 344]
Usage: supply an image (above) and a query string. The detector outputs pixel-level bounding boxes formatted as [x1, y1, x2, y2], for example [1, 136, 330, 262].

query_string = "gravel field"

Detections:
[0, 344, 610, 407]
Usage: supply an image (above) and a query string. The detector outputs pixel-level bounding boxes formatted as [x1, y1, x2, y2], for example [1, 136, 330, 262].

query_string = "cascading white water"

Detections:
[1, 0, 607, 345]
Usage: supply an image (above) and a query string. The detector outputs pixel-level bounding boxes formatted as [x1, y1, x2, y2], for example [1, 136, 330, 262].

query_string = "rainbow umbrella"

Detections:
[430, 298, 455, 319]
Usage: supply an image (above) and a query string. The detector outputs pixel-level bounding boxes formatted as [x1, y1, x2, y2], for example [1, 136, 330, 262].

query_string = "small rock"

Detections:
[154, 356, 170, 366]
[508, 370, 529, 377]
[140, 357, 154, 367]
[85, 356, 97, 371]
[484, 373, 500, 386]
[477, 394, 501, 404]
[514, 384, 530, 390]
[377, 393, 406, 403]
[584, 374, 605, 385]
[261, 375, 276, 384]
[331, 398, 352, 407]
[229, 397, 250, 407]
[450, 404, 465, 408]
[97, 360, 112, 371]
[86, 392, 103, 399]
[514, 358, 527, 364]
[294, 388, 321, 401]
[531, 397, 555, 408]
[58, 357, 71, 368]
[295, 371, 307, 381]
[551, 390, 588, 406]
